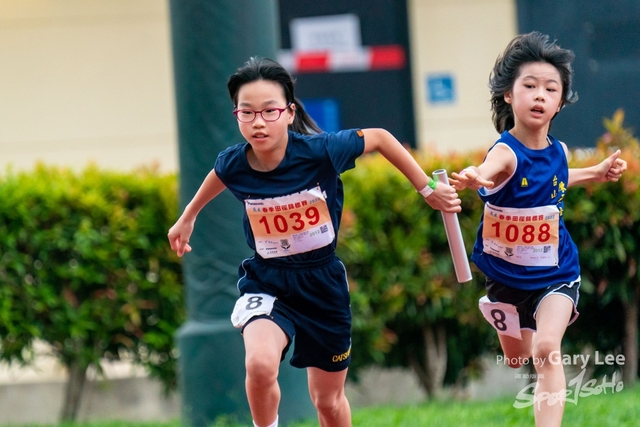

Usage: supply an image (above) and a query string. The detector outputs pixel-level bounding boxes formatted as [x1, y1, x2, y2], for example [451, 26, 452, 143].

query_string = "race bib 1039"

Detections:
[245, 186, 335, 259]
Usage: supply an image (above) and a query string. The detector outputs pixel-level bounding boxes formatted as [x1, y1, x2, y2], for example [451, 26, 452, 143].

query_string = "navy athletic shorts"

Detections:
[485, 277, 580, 331]
[237, 253, 352, 372]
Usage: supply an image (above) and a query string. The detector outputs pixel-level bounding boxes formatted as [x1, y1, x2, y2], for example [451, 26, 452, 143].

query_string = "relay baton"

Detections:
[432, 169, 472, 283]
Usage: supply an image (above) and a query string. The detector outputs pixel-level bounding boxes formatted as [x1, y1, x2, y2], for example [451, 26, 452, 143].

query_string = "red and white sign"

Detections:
[277, 45, 406, 74]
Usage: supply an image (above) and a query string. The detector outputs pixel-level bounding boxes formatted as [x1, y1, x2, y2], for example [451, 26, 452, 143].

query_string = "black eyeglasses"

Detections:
[233, 103, 292, 123]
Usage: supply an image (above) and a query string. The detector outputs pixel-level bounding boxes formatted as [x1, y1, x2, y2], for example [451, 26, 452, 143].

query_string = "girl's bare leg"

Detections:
[307, 367, 351, 427]
[531, 295, 574, 427]
[243, 319, 288, 427]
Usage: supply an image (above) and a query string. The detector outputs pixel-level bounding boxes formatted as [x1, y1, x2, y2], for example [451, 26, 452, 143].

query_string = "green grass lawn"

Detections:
[10, 384, 639, 427]
[336, 383, 638, 427]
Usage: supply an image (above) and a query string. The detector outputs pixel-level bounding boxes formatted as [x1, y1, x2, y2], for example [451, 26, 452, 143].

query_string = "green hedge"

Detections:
[562, 114, 640, 385]
[0, 164, 184, 389]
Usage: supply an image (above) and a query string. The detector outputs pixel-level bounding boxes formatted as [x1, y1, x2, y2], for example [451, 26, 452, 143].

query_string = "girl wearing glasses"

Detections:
[167, 57, 461, 427]
[450, 32, 626, 427]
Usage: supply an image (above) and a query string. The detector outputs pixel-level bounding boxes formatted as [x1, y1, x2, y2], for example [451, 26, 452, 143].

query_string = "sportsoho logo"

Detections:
[500, 351, 626, 409]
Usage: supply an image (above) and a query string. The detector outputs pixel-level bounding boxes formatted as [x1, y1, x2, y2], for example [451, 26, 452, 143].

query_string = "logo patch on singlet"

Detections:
[521, 177, 528, 187]
[356, 129, 364, 137]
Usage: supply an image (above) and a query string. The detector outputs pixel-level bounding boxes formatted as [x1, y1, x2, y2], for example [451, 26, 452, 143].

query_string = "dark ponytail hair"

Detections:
[489, 31, 578, 133]
[227, 57, 322, 135]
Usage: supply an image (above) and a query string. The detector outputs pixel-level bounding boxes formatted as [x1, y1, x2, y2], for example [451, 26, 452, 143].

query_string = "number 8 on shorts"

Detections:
[478, 296, 522, 339]
[231, 293, 276, 329]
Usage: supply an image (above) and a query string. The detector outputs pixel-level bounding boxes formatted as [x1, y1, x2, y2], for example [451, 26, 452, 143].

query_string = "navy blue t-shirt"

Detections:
[214, 129, 365, 263]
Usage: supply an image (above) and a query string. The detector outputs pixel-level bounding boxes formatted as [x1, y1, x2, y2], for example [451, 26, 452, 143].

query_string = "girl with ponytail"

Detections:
[168, 57, 461, 427]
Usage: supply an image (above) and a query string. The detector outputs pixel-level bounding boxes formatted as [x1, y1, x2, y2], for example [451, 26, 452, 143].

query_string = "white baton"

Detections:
[432, 169, 472, 283]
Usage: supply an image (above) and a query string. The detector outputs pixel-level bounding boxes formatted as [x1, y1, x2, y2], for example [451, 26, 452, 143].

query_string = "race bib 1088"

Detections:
[482, 203, 559, 267]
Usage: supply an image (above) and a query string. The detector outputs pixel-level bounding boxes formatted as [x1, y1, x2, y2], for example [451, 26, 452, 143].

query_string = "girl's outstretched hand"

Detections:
[596, 149, 627, 182]
[450, 168, 495, 191]
[168, 218, 194, 257]
[423, 183, 462, 213]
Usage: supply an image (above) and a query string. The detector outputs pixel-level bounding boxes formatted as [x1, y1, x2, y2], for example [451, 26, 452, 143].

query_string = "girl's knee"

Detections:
[532, 339, 560, 361]
[531, 340, 564, 374]
[245, 354, 279, 385]
[311, 392, 343, 417]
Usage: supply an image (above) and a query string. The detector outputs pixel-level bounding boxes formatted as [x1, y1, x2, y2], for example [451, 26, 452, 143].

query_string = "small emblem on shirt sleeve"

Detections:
[356, 129, 364, 137]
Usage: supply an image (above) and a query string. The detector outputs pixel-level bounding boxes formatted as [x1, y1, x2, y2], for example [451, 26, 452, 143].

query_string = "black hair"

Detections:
[489, 31, 578, 133]
[227, 57, 321, 135]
